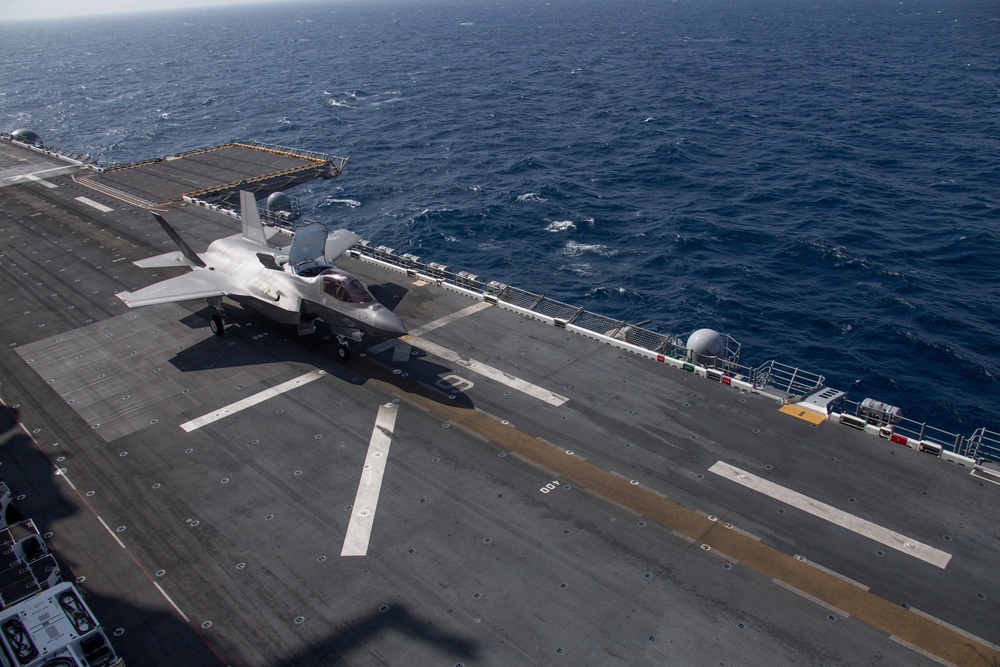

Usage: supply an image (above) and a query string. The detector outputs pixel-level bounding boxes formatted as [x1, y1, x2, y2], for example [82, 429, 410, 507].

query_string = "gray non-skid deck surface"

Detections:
[0, 146, 78, 186]
[88, 144, 319, 203]
[0, 138, 997, 666]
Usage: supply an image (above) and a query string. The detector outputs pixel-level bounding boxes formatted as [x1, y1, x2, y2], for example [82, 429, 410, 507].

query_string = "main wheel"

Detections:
[337, 344, 350, 361]
[209, 314, 225, 337]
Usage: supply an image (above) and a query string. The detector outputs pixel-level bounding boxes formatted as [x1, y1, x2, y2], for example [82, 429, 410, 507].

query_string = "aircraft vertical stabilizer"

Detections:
[150, 212, 206, 268]
[240, 190, 268, 246]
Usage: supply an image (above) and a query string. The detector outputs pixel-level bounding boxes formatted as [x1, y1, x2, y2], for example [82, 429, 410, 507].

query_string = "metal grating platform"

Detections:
[76, 142, 346, 207]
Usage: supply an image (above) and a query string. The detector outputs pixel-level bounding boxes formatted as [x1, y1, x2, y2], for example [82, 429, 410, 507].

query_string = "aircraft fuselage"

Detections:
[201, 236, 406, 340]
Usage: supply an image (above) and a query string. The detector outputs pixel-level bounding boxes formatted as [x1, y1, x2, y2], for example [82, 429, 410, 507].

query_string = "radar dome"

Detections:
[686, 328, 726, 366]
[10, 129, 42, 147]
[266, 192, 300, 221]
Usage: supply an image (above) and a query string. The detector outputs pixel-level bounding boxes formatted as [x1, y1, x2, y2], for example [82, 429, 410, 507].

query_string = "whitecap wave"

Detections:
[561, 262, 595, 277]
[587, 286, 641, 298]
[546, 220, 575, 232]
[414, 207, 455, 219]
[516, 192, 545, 202]
[323, 198, 361, 208]
[562, 241, 616, 257]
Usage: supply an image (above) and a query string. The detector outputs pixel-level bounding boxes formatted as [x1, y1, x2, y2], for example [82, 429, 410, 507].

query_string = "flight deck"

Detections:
[0, 135, 998, 666]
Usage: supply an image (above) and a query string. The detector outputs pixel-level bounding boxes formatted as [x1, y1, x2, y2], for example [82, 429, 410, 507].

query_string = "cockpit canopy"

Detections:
[321, 271, 374, 304]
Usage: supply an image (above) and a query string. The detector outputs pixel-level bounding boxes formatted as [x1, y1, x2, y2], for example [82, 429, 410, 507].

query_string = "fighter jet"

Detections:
[115, 191, 407, 360]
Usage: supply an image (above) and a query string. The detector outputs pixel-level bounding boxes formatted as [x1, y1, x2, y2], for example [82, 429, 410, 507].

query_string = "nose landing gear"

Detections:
[336, 335, 351, 361]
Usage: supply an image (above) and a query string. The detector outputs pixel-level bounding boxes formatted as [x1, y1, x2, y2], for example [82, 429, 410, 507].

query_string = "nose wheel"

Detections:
[336, 336, 351, 361]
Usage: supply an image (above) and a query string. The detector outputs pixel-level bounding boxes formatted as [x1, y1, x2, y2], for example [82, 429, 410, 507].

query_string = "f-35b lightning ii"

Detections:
[116, 192, 407, 359]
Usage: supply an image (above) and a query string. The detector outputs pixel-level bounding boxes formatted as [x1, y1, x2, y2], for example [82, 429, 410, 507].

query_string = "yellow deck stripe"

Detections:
[385, 381, 999, 666]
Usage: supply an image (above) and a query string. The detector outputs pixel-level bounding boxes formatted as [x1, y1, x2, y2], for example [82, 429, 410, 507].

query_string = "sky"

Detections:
[0, 0, 295, 22]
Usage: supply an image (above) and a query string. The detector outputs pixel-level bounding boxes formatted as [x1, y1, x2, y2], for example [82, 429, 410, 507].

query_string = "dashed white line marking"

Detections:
[97, 516, 126, 549]
[890, 635, 959, 667]
[75, 196, 114, 212]
[709, 461, 952, 569]
[180, 370, 325, 432]
[154, 582, 191, 623]
[772, 578, 852, 618]
[342, 402, 398, 557]
[56, 469, 78, 491]
[908, 607, 1000, 653]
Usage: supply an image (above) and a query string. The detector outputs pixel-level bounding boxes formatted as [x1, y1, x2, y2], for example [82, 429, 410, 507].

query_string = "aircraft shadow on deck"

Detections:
[275, 604, 480, 667]
[170, 304, 475, 410]
[366, 282, 409, 312]
[0, 404, 19, 435]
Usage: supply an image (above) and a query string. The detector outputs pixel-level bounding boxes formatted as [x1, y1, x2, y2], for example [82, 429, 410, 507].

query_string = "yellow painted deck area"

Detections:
[780, 402, 829, 424]
[377, 373, 1000, 667]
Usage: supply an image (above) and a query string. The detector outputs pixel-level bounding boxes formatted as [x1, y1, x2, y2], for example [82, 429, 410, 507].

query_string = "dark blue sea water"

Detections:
[2, 0, 998, 437]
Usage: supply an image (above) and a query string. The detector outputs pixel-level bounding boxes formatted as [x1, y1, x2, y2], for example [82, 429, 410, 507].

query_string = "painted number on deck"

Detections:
[436, 374, 474, 393]
[540, 480, 561, 494]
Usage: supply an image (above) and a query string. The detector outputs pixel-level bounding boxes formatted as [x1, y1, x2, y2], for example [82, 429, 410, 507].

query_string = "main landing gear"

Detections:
[209, 314, 225, 337]
[208, 297, 225, 337]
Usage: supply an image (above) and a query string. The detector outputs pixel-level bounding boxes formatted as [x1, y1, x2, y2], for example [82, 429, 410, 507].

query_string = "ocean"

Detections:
[1, 0, 998, 439]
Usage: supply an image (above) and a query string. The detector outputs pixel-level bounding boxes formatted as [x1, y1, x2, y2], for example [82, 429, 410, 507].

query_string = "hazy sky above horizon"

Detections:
[0, 0, 298, 22]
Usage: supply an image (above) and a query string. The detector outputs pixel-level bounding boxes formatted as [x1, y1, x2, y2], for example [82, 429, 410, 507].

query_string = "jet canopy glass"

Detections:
[321, 271, 374, 304]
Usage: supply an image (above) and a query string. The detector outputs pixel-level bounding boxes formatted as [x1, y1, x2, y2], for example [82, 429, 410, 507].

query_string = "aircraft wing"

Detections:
[325, 229, 361, 261]
[133, 251, 190, 269]
[116, 269, 239, 308]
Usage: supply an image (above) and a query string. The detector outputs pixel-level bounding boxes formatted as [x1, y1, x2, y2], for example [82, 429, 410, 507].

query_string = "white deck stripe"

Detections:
[412, 336, 568, 407]
[25, 173, 58, 189]
[365, 301, 565, 406]
[367, 302, 492, 355]
[28, 165, 78, 177]
[342, 402, 398, 557]
[409, 302, 492, 336]
[708, 461, 952, 569]
[179, 370, 325, 432]
[75, 196, 113, 212]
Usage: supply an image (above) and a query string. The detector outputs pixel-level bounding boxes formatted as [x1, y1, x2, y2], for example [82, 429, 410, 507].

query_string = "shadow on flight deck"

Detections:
[274, 605, 480, 666]
[0, 428, 221, 663]
[0, 404, 481, 665]
[366, 282, 409, 312]
[167, 301, 476, 411]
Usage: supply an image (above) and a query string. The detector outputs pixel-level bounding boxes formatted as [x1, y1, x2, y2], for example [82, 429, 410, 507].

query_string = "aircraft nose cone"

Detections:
[373, 308, 407, 339]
